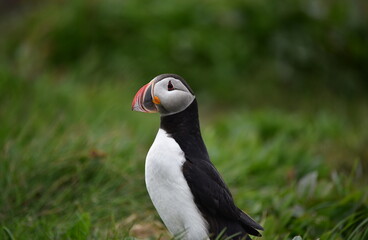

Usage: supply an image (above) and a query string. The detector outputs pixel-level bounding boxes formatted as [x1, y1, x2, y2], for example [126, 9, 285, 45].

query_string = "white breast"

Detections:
[145, 129, 209, 240]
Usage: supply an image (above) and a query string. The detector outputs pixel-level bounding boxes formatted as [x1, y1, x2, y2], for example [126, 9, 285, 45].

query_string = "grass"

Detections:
[1, 75, 367, 240]
[1, 0, 368, 239]
[1, 77, 158, 239]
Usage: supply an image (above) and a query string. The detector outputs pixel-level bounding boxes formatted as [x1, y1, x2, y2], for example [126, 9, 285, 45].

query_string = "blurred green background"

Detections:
[1, 0, 368, 239]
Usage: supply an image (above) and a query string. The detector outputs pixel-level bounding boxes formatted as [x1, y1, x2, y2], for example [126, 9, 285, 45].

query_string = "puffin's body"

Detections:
[132, 74, 263, 240]
[146, 128, 208, 239]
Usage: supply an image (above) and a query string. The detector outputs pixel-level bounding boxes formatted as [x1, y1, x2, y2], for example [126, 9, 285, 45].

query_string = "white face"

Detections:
[152, 76, 195, 116]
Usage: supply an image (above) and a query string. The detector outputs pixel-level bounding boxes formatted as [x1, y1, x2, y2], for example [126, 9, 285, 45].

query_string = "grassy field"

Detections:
[1, 1, 368, 240]
[1, 74, 368, 240]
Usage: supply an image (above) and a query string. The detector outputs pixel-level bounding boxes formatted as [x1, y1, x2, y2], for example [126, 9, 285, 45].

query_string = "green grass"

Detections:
[1, 76, 367, 240]
[1, 0, 368, 239]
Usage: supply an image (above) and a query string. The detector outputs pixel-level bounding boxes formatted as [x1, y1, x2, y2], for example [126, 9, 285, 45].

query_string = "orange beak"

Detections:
[131, 80, 158, 113]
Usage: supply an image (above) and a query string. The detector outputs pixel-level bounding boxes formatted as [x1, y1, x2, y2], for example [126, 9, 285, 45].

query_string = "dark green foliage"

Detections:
[2, 0, 368, 99]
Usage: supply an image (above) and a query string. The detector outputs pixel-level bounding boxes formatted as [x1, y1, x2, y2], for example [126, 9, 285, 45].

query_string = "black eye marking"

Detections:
[168, 80, 174, 91]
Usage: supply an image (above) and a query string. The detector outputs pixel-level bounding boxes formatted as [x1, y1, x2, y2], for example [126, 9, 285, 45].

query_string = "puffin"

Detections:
[131, 74, 263, 240]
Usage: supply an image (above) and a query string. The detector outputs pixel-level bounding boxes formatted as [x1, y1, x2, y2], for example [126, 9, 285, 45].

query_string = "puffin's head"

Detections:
[132, 74, 195, 116]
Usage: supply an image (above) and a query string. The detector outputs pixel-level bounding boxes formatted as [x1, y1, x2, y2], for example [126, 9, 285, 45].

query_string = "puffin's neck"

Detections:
[160, 99, 200, 135]
[160, 99, 209, 161]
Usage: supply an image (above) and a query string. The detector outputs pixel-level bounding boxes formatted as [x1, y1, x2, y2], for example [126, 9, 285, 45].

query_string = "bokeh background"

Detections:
[1, 0, 368, 239]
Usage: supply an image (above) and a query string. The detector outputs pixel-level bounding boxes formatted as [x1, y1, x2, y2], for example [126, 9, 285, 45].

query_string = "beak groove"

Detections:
[131, 81, 158, 113]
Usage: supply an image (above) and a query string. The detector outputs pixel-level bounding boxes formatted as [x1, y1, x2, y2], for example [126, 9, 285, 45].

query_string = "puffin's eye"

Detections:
[168, 81, 174, 91]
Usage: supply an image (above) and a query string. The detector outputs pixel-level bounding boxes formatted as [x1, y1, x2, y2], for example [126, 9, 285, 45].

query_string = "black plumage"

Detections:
[160, 99, 263, 240]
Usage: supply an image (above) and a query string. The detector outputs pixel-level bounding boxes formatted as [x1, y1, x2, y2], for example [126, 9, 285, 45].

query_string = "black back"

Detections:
[160, 100, 263, 240]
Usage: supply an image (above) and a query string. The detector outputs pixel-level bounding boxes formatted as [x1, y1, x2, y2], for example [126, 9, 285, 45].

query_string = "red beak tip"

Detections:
[131, 83, 149, 113]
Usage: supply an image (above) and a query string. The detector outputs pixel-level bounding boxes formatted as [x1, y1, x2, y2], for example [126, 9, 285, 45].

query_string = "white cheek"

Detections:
[161, 91, 194, 113]
[152, 78, 195, 115]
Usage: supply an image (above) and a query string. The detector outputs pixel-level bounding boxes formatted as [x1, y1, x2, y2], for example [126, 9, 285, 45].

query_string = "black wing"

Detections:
[182, 158, 263, 239]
